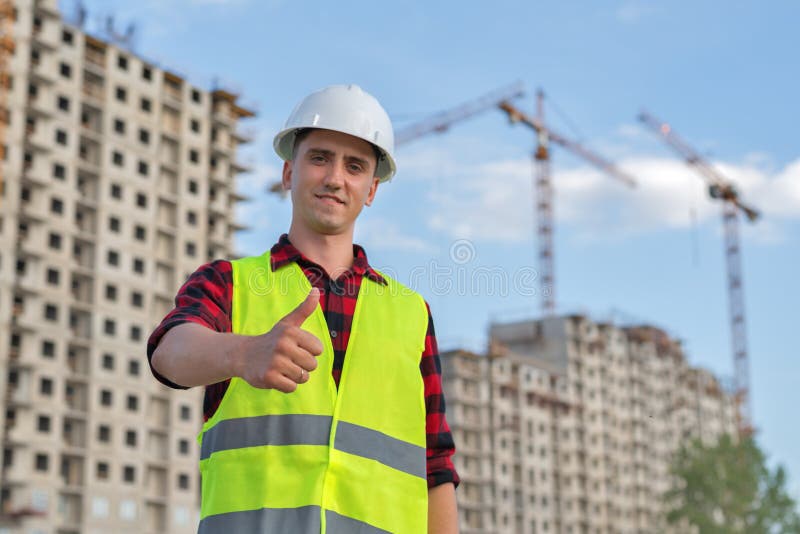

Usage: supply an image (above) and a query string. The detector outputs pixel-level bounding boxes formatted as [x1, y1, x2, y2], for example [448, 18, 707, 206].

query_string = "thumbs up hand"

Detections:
[235, 288, 324, 392]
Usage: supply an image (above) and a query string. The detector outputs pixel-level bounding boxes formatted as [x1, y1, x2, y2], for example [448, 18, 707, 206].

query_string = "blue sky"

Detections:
[71, 0, 800, 498]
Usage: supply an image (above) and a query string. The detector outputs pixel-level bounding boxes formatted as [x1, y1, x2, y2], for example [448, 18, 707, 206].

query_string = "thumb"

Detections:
[281, 287, 320, 327]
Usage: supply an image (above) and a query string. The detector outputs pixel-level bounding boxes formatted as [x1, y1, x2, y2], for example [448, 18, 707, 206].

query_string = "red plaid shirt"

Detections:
[147, 234, 459, 489]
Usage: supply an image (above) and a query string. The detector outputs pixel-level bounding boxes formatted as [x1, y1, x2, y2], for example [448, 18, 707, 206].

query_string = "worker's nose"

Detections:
[322, 160, 346, 189]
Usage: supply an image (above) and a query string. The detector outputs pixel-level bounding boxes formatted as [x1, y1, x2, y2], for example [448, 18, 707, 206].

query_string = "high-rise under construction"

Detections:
[442, 315, 737, 534]
[0, 0, 253, 532]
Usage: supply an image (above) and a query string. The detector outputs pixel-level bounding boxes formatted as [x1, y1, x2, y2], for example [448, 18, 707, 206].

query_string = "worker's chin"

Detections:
[310, 219, 350, 236]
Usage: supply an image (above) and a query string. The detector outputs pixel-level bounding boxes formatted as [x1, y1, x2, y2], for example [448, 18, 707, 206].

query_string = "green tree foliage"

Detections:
[666, 434, 800, 533]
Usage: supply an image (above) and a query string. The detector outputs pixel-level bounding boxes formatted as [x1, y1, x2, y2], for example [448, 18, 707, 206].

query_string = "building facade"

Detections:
[442, 315, 737, 534]
[0, 1, 253, 532]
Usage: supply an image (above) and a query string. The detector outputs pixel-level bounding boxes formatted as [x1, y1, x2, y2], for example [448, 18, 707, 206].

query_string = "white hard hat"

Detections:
[273, 85, 397, 182]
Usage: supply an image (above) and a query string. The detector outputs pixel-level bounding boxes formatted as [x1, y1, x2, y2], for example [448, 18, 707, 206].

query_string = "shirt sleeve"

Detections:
[421, 301, 460, 489]
[146, 260, 233, 389]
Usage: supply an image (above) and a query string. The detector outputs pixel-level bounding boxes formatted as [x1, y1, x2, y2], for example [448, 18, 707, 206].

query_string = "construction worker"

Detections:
[148, 85, 459, 533]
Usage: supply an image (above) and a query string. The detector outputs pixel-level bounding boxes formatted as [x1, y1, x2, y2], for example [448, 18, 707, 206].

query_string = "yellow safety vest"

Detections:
[197, 252, 429, 533]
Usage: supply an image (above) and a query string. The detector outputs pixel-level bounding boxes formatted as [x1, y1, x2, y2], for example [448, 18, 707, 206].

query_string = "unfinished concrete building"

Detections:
[0, 0, 253, 532]
[441, 315, 737, 534]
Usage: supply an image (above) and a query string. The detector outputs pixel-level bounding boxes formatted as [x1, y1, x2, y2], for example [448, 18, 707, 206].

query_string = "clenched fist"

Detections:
[235, 288, 324, 393]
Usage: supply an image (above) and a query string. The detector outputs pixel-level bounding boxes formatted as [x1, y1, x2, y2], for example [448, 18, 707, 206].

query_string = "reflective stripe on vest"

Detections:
[198, 506, 391, 534]
[200, 415, 425, 480]
[198, 253, 429, 533]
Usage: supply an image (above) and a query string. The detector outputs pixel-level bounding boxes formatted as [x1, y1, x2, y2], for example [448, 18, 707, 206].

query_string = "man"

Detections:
[149, 85, 459, 533]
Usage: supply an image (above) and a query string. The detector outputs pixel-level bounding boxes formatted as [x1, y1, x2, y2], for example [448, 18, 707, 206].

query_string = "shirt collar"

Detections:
[269, 233, 387, 286]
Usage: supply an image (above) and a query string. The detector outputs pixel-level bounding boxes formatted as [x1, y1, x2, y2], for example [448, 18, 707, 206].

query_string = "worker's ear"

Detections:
[281, 161, 292, 191]
[365, 177, 379, 206]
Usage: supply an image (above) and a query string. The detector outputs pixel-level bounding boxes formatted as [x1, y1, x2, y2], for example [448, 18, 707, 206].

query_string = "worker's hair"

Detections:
[292, 128, 382, 172]
[291, 128, 313, 158]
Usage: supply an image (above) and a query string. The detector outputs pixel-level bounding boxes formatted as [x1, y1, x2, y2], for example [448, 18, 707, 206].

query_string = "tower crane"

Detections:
[639, 110, 758, 437]
[498, 90, 637, 316]
[394, 81, 524, 146]
[267, 82, 526, 197]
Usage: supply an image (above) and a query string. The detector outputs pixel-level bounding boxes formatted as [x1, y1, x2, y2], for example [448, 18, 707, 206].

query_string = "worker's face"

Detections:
[282, 129, 380, 236]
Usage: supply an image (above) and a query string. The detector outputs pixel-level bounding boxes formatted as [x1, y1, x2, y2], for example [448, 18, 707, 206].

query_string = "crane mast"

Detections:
[638, 111, 757, 436]
[533, 91, 555, 313]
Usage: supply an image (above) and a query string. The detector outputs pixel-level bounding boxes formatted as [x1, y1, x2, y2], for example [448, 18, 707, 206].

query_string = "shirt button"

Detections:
[330, 330, 338, 339]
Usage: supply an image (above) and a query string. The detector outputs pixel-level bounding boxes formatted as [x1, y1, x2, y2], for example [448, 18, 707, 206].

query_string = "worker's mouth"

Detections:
[315, 194, 345, 205]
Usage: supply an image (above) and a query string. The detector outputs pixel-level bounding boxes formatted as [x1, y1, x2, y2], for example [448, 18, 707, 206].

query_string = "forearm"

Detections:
[151, 323, 246, 388]
[428, 482, 458, 534]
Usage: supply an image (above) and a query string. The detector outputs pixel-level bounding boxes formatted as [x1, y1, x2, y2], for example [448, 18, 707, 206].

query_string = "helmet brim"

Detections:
[273, 127, 396, 183]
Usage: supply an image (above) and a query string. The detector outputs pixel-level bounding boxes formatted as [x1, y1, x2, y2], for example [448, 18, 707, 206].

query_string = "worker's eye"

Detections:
[309, 154, 327, 164]
[347, 163, 364, 173]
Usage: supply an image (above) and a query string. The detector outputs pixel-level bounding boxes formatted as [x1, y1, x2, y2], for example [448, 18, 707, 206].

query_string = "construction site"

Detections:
[0, 0, 795, 533]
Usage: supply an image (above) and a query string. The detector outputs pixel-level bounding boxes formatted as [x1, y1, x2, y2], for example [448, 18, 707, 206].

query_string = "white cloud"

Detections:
[741, 151, 775, 170]
[559, 157, 710, 237]
[403, 147, 800, 245]
[749, 159, 800, 219]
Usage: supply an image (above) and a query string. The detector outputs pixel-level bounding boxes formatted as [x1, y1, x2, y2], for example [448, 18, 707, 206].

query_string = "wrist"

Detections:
[224, 333, 248, 380]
